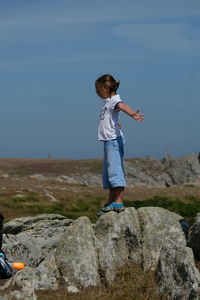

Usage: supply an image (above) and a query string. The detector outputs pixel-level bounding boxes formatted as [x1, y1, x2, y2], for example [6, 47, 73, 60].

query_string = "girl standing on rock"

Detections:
[95, 74, 144, 216]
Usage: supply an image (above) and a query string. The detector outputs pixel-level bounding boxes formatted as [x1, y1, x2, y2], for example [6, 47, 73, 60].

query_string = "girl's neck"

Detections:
[108, 92, 116, 98]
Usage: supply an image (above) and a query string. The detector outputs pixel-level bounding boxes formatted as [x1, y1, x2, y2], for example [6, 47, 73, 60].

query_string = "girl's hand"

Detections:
[116, 103, 144, 122]
[133, 110, 144, 122]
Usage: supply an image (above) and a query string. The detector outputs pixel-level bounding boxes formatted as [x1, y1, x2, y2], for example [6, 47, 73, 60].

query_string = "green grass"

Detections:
[1, 193, 104, 223]
[11, 195, 40, 203]
[124, 195, 200, 223]
[1, 191, 200, 225]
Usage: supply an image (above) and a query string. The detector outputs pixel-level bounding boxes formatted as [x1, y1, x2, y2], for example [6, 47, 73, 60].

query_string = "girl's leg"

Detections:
[108, 188, 115, 204]
[101, 186, 125, 213]
[114, 187, 124, 204]
[107, 186, 125, 205]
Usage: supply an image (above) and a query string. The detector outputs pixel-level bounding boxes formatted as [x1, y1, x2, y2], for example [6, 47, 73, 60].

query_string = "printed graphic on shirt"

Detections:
[99, 107, 107, 120]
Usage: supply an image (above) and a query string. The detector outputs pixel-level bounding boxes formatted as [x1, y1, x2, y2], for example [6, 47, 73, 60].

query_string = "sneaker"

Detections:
[112, 202, 125, 213]
[101, 203, 114, 213]
[96, 203, 112, 216]
[96, 210, 105, 217]
[101, 202, 125, 213]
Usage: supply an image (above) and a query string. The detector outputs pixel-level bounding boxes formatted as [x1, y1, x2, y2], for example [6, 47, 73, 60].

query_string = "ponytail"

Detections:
[96, 74, 120, 94]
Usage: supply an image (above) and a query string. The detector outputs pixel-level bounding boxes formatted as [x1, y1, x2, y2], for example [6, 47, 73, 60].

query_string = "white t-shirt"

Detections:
[98, 94, 123, 141]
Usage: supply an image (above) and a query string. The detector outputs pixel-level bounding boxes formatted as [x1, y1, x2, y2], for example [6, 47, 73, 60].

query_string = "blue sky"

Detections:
[0, 0, 199, 159]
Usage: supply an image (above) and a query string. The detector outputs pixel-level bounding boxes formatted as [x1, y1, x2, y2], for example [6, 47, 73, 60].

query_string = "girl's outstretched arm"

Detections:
[117, 102, 144, 122]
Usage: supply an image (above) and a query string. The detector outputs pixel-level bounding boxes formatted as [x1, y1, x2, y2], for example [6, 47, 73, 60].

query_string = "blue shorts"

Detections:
[102, 135, 127, 189]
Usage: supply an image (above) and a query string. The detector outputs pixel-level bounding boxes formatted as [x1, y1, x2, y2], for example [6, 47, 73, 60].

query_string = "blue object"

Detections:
[0, 252, 13, 279]
[102, 202, 125, 213]
[102, 136, 127, 189]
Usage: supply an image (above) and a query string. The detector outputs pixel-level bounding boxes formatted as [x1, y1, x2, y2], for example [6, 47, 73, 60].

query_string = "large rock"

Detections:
[94, 208, 141, 283]
[125, 158, 173, 187]
[7, 253, 60, 300]
[0, 209, 200, 299]
[188, 212, 200, 259]
[1, 214, 72, 300]
[165, 154, 200, 185]
[157, 239, 200, 300]
[125, 154, 200, 187]
[2, 214, 73, 267]
[55, 216, 100, 290]
[137, 207, 186, 270]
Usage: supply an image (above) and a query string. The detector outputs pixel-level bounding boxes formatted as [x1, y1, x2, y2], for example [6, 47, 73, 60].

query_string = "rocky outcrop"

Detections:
[1, 154, 200, 187]
[157, 240, 200, 300]
[137, 207, 186, 270]
[4, 214, 73, 267]
[125, 154, 200, 187]
[1, 209, 200, 300]
[24, 154, 200, 187]
[188, 212, 200, 260]
[55, 216, 100, 290]
[94, 208, 141, 283]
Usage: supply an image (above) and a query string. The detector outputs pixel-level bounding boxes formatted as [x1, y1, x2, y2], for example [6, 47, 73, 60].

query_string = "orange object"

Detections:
[12, 262, 25, 270]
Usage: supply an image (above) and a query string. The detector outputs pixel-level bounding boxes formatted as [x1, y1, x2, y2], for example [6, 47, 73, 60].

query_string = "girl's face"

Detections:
[95, 82, 110, 99]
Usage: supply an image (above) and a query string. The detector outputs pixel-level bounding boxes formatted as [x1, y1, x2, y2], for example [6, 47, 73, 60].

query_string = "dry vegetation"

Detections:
[0, 158, 200, 223]
[0, 158, 200, 299]
[37, 264, 166, 300]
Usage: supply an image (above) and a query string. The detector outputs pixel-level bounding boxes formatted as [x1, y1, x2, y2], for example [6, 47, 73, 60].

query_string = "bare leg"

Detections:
[99, 187, 125, 215]
[114, 187, 124, 204]
[108, 188, 115, 204]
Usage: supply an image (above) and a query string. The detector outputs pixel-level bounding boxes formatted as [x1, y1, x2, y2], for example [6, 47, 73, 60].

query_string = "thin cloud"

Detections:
[113, 23, 200, 54]
[0, 0, 200, 70]
[0, 54, 109, 72]
[0, 0, 200, 43]
[1, 0, 200, 30]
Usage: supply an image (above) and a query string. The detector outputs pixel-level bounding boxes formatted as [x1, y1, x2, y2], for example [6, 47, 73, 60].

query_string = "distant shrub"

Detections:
[11, 197, 27, 203]
[11, 195, 39, 203]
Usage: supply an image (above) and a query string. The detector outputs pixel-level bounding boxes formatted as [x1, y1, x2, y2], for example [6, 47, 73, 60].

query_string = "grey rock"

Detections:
[29, 174, 47, 181]
[9, 288, 36, 300]
[125, 154, 200, 187]
[125, 158, 173, 187]
[94, 208, 141, 283]
[188, 212, 200, 259]
[165, 154, 200, 185]
[4, 214, 70, 234]
[6, 253, 60, 300]
[4, 214, 71, 234]
[19, 154, 200, 187]
[157, 239, 200, 300]
[55, 175, 81, 184]
[0, 174, 9, 179]
[137, 207, 186, 270]
[1, 214, 71, 299]
[2, 214, 73, 267]
[56, 216, 100, 289]
[56, 173, 102, 186]
[1, 209, 200, 299]
[67, 285, 79, 293]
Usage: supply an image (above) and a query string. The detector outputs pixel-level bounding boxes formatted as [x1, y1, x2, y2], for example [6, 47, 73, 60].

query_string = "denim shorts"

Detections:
[102, 135, 127, 189]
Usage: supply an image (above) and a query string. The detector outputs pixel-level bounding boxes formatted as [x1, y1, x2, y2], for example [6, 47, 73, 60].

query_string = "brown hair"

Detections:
[96, 74, 120, 94]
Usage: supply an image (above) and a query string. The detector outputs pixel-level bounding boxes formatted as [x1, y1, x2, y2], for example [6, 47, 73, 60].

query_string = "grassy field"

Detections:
[0, 158, 200, 224]
[0, 158, 200, 299]
[1, 180, 200, 224]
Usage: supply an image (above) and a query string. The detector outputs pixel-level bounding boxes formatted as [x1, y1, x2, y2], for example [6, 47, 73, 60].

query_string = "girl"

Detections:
[95, 74, 144, 216]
